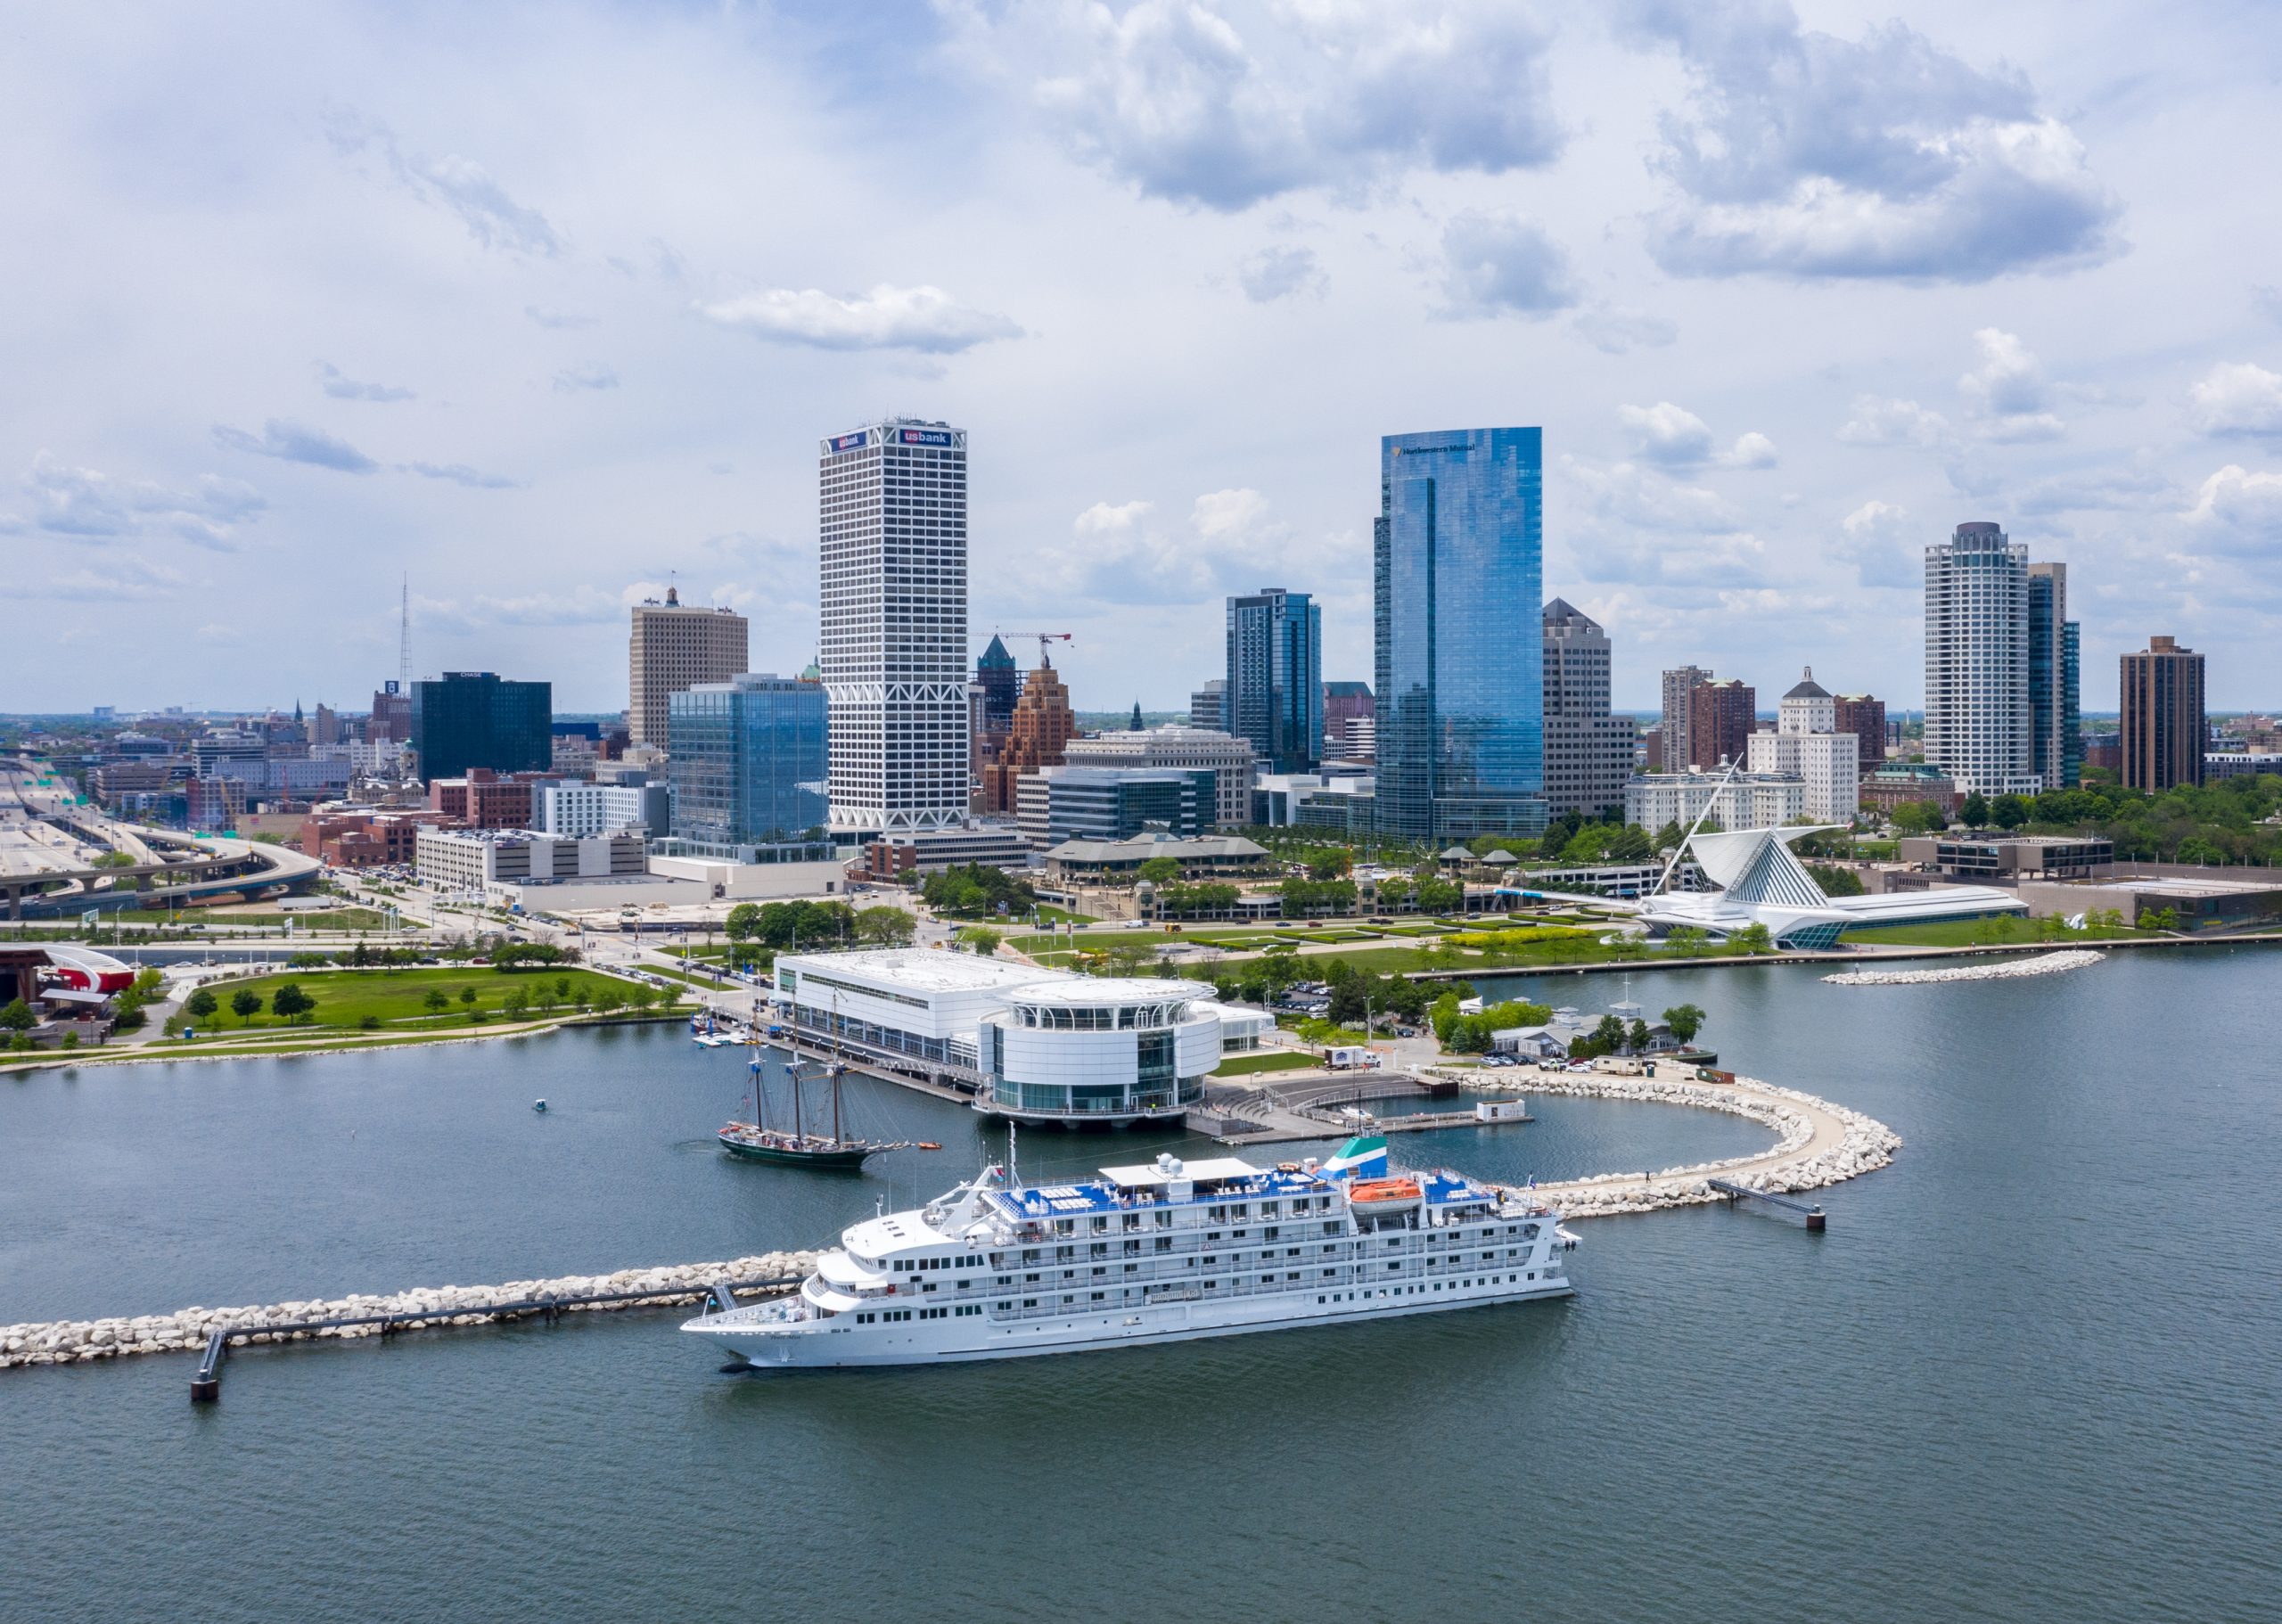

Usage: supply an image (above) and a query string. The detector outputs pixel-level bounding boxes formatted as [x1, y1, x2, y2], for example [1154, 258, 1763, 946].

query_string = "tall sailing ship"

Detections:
[716, 1049, 934, 1169]
[685, 1136, 1578, 1368]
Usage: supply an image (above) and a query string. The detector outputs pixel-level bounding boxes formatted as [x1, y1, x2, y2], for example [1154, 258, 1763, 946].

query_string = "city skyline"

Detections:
[4, 4, 2281, 713]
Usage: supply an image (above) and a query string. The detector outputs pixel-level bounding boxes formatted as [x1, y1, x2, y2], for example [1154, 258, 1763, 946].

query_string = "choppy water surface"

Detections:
[6, 948, 2279, 1622]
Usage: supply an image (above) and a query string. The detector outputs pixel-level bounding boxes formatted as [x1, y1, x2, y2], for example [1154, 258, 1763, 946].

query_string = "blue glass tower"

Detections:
[667, 675, 830, 858]
[1225, 586, 1323, 773]
[1374, 427, 1547, 841]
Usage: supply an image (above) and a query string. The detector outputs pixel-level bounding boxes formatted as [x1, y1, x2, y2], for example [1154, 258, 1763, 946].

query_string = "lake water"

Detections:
[5, 947, 2279, 1622]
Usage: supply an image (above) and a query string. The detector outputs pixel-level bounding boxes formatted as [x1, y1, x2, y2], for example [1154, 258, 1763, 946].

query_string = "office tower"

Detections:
[2120, 636, 2206, 791]
[1834, 693, 1887, 770]
[1062, 726, 1258, 828]
[2027, 562, 2082, 789]
[410, 672, 552, 784]
[1688, 678, 1756, 768]
[1322, 681, 1373, 758]
[819, 418, 970, 834]
[1660, 666, 1712, 774]
[1540, 599, 1632, 818]
[1017, 765, 1218, 847]
[973, 636, 1021, 734]
[1374, 426, 1547, 840]
[628, 586, 748, 751]
[1747, 668, 1859, 821]
[1188, 679, 1228, 732]
[667, 673, 830, 852]
[369, 681, 411, 742]
[980, 660, 1075, 815]
[1224, 586, 1323, 774]
[1925, 521, 2039, 794]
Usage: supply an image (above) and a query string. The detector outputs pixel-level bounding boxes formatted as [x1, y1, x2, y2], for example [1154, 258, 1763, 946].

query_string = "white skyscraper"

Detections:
[1924, 521, 2040, 796]
[819, 420, 971, 834]
[1748, 668, 1859, 821]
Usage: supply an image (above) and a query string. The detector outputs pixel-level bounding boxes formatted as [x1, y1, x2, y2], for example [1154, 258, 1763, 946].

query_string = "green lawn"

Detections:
[98, 906, 396, 929]
[1210, 1050, 1319, 1077]
[188, 965, 653, 1032]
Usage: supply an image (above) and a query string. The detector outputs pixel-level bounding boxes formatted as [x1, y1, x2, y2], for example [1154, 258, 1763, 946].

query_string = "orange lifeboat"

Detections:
[1345, 1177, 1423, 1213]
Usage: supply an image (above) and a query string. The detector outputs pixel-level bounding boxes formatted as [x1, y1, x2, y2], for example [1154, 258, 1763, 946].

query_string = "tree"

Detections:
[1589, 1014, 1626, 1053]
[964, 928, 1004, 957]
[1626, 1018, 1651, 1053]
[458, 986, 478, 1010]
[1662, 1004, 1706, 1045]
[626, 982, 661, 1013]
[231, 988, 264, 1026]
[1653, 821, 1685, 855]
[185, 988, 218, 1024]
[423, 988, 450, 1016]
[553, 976, 571, 1007]
[1730, 923, 1774, 955]
[268, 982, 316, 1024]
[853, 906, 916, 947]
[1961, 790, 1991, 828]
[594, 986, 626, 1014]
[1991, 793, 2031, 830]
[1136, 857, 1182, 887]
[724, 902, 762, 943]
[501, 987, 532, 1021]
[0, 998, 33, 1032]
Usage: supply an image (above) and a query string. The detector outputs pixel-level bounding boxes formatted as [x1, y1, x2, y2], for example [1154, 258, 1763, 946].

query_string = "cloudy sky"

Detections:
[4, 0, 2278, 715]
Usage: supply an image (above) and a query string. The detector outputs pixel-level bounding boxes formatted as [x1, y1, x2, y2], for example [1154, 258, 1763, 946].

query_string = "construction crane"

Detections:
[998, 631, 1073, 668]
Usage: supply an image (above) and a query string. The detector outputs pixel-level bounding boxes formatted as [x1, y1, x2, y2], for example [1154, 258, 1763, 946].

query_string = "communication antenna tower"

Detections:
[398, 574, 412, 690]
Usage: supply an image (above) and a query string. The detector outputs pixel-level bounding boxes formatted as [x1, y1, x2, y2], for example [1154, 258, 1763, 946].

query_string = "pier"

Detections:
[1707, 1178, 1827, 1230]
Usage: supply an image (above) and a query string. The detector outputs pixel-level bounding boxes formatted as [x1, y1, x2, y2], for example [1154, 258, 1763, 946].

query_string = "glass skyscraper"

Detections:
[667, 674, 830, 859]
[2028, 562, 2081, 789]
[1225, 586, 1322, 773]
[1373, 427, 1547, 841]
[410, 671, 551, 785]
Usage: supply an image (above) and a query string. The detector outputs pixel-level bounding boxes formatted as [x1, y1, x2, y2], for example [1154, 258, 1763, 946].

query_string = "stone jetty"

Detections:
[1, 1251, 813, 1371]
[4, 1065, 1903, 1374]
[1824, 948, 2104, 987]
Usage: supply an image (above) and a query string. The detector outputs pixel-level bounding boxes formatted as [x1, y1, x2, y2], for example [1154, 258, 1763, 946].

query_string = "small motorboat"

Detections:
[532, 1099, 548, 1112]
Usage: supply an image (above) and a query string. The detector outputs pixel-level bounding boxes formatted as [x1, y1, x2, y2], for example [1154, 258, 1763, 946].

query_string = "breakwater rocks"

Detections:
[1824, 948, 2104, 987]
[1, 1252, 814, 1371]
[1426, 1064, 1902, 1221]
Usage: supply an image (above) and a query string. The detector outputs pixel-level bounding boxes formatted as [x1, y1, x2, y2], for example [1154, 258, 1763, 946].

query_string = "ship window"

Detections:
[1023, 1273, 1039, 1284]
[997, 1275, 1013, 1285]
[1022, 1299, 1036, 1308]
[1232, 1229, 1247, 1240]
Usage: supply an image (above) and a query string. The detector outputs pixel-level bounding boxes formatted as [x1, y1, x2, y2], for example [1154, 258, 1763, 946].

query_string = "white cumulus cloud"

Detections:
[1438, 210, 1578, 318]
[700, 283, 1022, 353]
[2188, 362, 2282, 437]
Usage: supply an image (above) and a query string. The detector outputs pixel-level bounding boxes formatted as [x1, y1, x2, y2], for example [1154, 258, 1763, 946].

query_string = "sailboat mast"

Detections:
[833, 1068, 842, 1145]
[792, 1064, 804, 1144]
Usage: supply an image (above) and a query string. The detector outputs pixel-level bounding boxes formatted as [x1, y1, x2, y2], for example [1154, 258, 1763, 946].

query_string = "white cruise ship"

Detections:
[682, 1138, 1578, 1370]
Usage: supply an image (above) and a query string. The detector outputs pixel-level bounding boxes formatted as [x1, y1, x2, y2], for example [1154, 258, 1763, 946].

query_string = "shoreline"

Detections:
[0, 1008, 692, 1075]
[2, 1059, 1897, 1371]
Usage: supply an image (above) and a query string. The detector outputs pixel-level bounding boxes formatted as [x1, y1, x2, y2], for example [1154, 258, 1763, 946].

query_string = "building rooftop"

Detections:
[1784, 667, 1832, 701]
[1044, 833, 1268, 862]
[1009, 977, 1211, 1006]
[777, 947, 1066, 996]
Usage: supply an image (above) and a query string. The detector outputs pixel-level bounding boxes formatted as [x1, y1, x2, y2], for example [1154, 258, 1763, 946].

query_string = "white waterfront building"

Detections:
[1925, 521, 2042, 795]
[819, 420, 971, 836]
[772, 948, 1256, 1128]
[1625, 769, 1806, 833]
[977, 978, 1221, 1125]
[1745, 668, 1859, 822]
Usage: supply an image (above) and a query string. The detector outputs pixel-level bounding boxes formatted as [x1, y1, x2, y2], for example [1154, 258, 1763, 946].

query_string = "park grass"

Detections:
[190, 965, 638, 1032]
[1209, 1050, 1319, 1077]
[96, 906, 395, 930]
[0, 1007, 688, 1070]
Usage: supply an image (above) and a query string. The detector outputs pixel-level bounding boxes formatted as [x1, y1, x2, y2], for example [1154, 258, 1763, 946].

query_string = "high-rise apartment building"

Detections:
[1833, 693, 1887, 771]
[980, 660, 1075, 815]
[2120, 636, 2205, 791]
[819, 419, 970, 834]
[1540, 599, 1632, 818]
[1375, 426, 1547, 840]
[410, 672, 551, 785]
[1925, 522, 2040, 795]
[628, 587, 748, 751]
[667, 673, 830, 854]
[1660, 666, 1711, 773]
[1223, 587, 1322, 774]
[1747, 668, 1859, 821]
[1187, 679, 1227, 733]
[1688, 678, 1756, 769]
[2027, 562, 2082, 789]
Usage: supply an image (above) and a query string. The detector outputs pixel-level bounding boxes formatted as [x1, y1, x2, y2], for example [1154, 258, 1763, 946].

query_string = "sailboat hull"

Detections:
[716, 1130, 876, 1169]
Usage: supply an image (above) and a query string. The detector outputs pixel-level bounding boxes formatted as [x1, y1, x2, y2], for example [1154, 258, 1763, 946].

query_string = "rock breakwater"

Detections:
[1, 1252, 811, 1371]
[1824, 948, 2104, 987]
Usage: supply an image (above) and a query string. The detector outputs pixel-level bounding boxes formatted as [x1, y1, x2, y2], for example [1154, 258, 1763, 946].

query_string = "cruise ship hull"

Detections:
[688, 1276, 1574, 1370]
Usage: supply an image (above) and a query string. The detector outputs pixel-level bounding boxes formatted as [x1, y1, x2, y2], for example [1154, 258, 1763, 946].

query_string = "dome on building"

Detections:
[1784, 666, 1831, 701]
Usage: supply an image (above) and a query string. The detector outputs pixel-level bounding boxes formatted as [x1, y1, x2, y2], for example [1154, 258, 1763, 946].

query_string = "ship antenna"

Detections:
[1007, 1121, 1020, 1190]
